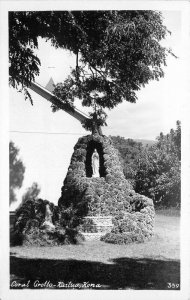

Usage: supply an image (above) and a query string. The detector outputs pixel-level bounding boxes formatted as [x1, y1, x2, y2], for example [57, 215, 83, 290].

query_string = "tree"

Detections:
[134, 121, 181, 207]
[110, 136, 144, 187]
[9, 141, 25, 205]
[21, 182, 41, 204]
[9, 11, 175, 129]
[111, 122, 181, 208]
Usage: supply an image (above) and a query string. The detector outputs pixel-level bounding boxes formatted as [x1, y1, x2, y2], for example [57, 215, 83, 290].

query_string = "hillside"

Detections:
[134, 139, 156, 147]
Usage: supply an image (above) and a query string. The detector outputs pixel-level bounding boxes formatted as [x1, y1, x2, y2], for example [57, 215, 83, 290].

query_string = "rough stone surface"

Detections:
[59, 134, 133, 215]
[78, 216, 114, 234]
[101, 194, 155, 244]
[58, 134, 155, 243]
[11, 198, 84, 246]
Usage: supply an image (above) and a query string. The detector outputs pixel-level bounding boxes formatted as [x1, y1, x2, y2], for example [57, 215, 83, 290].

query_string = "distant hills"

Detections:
[134, 139, 156, 147]
[110, 135, 156, 148]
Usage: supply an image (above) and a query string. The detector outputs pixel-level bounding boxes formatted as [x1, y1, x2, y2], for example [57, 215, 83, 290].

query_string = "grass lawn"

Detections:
[10, 211, 180, 290]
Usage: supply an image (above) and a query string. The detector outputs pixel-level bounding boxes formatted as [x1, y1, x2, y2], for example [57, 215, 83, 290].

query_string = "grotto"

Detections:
[12, 133, 155, 245]
[58, 133, 155, 243]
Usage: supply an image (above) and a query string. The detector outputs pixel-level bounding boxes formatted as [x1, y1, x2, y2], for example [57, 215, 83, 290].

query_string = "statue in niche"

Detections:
[42, 203, 55, 230]
[92, 149, 100, 177]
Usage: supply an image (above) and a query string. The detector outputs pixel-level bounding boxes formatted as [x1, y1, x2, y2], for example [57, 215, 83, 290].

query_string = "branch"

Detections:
[76, 51, 79, 68]
[68, 11, 87, 39]
[76, 50, 79, 81]
[89, 65, 95, 78]
[88, 63, 128, 98]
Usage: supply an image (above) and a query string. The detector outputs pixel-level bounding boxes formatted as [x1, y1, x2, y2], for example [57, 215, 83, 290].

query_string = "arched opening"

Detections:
[86, 141, 106, 178]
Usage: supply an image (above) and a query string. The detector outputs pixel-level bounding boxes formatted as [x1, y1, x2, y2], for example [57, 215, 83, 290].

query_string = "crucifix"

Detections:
[29, 80, 102, 135]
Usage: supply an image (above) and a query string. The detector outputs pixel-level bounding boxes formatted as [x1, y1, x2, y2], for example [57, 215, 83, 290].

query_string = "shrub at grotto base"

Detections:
[101, 194, 155, 244]
[11, 198, 84, 246]
[19, 226, 84, 246]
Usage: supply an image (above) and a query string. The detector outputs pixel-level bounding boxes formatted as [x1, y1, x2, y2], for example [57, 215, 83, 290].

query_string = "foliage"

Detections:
[112, 122, 181, 208]
[13, 198, 58, 245]
[15, 226, 84, 246]
[135, 121, 181, 207]
[101, 194, 155, 244]
[81, 107, 107, 133]
[15, 198, 55, 233]
[101, 232, 145, 244]
[9, 141, 25, 205]
[21, 182, 41, 204]
[9, 11, 174, 126]
[110, 136, 144, 187]
[59, 205, 81, 229]
[12, 197, 84, 246]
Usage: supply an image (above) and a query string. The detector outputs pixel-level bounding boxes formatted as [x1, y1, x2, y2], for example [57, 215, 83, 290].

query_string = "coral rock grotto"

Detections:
[58, 134, 155, 244]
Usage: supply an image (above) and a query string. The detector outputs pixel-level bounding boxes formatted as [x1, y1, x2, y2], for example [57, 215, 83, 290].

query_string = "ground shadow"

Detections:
[10, 254, 180, 290]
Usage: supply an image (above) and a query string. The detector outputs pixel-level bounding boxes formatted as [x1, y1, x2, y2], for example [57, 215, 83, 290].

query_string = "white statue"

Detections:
[42, 204, 55, 230]
[92, 149, 100, 177]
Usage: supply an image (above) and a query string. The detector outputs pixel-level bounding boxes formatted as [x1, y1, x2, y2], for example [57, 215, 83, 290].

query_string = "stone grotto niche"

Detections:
[58, 134, 155, 243]
[86, 140, 106, 178]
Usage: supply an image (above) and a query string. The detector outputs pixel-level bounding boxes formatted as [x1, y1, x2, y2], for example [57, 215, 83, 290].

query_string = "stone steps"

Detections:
[80, 232, 105, 241]
[79, 216, 113, 240]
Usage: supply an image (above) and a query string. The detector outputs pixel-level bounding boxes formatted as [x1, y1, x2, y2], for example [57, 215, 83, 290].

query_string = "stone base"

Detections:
[80, 232, 104, 241]
[79, 216, 113, 240]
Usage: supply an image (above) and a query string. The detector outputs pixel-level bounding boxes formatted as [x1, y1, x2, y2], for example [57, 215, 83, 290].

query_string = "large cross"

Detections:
[29, 80, 102, 135]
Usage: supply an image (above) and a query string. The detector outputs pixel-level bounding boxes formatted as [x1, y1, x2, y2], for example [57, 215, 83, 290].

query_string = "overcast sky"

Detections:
[9, 10, 186, 210]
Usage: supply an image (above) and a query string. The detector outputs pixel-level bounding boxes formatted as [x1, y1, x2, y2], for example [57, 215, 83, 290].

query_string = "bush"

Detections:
[11, 197, 86, 246]
[20, 227, 85, 246]
[101, 194, 155, 244]
[101, 232, 146, 244]
[14, 198, 59, 234]
[111, 122, 181, 209]
[10, 230, 24, 246]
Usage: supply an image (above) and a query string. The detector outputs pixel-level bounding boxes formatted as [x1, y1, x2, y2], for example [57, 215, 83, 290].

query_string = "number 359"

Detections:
[167, 282, 180, 289]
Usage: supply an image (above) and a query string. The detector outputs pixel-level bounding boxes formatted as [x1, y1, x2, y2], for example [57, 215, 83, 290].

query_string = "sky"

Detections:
[9, 10, 187, 210]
